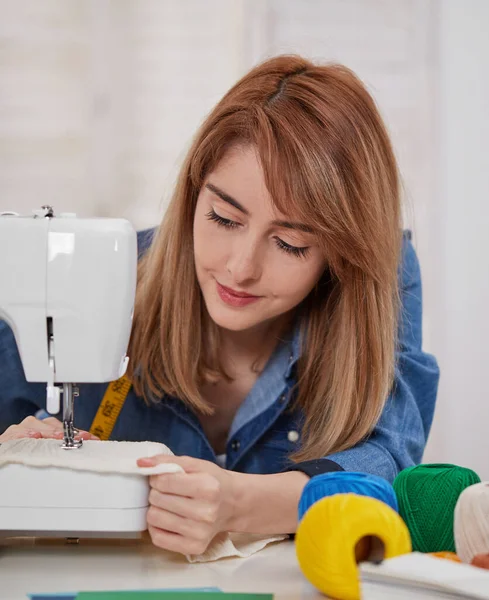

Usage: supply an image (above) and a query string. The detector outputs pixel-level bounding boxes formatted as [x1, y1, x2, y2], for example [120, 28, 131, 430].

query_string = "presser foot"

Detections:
[60, 384, 82, 449]
[61, 420, 83, 450]
[61, 439, 83, 450]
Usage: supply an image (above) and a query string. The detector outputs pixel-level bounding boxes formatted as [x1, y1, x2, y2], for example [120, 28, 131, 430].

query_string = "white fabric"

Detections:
[0, 438, 286, 561]
[186, 531, 287, 563]
[0, 439, 181, 474]
[361, 552, 489, 599]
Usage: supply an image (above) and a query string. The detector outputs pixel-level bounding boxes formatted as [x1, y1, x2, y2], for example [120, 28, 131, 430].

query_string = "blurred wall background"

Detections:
[1, 0, 488, 477]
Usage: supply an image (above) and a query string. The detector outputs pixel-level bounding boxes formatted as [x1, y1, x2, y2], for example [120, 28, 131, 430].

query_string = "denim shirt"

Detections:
[0, 230, 439, 483]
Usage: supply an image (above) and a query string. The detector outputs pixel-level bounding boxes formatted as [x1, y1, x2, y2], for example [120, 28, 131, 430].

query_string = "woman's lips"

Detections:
[216, 281, 261, 307]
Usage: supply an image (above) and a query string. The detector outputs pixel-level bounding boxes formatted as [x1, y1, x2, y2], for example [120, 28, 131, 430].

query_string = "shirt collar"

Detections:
[227, 321, 301, 442]
[288, 321, 301, 376]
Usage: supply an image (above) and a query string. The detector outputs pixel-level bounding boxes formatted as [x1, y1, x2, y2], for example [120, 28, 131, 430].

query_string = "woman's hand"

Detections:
[136, 454, 237, 556]
[0, 415, 99, 443]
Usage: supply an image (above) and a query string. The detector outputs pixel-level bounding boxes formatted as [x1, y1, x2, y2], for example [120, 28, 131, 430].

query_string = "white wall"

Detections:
[1, 0, 487, 476]
[0, 0, 437, 236]
[422, 0, 489, 478]
[0, 0, 246, 224]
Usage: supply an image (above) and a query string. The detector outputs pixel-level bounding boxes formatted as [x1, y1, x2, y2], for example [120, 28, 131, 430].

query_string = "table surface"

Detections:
[0, 536, 418, 600]
[0, 537, 320, 600]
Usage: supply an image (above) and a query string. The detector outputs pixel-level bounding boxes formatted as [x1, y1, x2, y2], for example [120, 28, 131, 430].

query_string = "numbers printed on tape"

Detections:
[90, 374, 132, 440]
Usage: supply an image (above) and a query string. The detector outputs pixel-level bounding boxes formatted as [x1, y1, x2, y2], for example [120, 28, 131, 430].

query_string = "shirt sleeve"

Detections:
[287, 232, 440, 482]
[0, 320, 46, 433]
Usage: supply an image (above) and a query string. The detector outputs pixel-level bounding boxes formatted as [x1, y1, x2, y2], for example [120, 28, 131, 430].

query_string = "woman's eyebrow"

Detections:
[272, 219, 314, 234]
[206, 183, 249, 215]
[206, 181, 314, 233]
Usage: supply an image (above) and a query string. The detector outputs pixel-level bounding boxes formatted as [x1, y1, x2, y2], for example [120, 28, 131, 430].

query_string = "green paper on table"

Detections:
[76, 593, 272, 599]
[31, 590, 220, 600]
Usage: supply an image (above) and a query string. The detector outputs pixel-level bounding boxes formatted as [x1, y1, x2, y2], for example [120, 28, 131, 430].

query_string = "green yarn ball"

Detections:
[393, 463, 480, 553]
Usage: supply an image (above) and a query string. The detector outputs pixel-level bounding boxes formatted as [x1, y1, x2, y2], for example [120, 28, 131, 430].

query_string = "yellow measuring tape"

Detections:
[89, 374, 132, 440]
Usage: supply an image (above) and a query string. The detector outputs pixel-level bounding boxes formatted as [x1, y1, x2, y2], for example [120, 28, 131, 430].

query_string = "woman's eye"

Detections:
[275, 237, 310, 259]
[205, 210, 309, 258]
[205, 209, 240, 229]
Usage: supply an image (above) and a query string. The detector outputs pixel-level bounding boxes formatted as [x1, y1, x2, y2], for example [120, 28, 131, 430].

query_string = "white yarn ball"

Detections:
[454, 482, 489, 563]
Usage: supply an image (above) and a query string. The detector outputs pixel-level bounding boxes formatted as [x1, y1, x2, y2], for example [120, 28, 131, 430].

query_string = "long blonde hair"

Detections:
[127, 55, 402, 462]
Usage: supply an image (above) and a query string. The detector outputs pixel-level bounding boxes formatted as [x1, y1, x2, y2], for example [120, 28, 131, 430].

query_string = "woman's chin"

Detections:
[206, 305, 261, 332]
[209, 315, 257, 332]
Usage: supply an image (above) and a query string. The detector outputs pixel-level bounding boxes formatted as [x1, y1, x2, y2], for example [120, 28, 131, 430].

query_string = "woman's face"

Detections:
[193, 145, 326, 333]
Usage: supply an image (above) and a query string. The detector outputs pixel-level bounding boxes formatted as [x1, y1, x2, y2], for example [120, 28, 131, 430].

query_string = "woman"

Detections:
[0, 55, 439, 555]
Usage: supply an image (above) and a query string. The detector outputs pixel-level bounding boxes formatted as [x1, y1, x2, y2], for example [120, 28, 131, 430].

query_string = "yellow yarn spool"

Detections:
[295, 493, 412, 600]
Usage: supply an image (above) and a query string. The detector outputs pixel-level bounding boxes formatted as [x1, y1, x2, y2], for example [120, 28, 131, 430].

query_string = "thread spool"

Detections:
[295, 493, 411, 600]
[454, 482, 489, 563]
[393, 464, 480, 552]
[298, 471, 398, 521]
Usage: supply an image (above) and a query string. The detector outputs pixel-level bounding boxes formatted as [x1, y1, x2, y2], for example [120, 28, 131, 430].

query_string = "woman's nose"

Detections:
[226, 238, 263, 285]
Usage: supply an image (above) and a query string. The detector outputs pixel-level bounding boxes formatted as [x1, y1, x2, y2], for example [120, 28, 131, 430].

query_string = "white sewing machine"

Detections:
[0, 206, 150, 537]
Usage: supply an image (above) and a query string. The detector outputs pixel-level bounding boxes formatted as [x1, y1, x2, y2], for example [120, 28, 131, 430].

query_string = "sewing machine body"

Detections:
[0, 207, 146, 537]
[0, 208, 137, 388]
[0, 464, 149, 537]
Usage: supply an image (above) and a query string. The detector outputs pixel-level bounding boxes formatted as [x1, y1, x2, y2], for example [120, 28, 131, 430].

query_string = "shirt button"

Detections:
[288, 430, 300, 443]
[231, 439, 240, 451]
[279, 393, 287, 403]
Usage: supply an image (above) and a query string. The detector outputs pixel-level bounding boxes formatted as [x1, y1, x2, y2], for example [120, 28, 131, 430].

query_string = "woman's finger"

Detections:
[148, 524, 210, 556]
[22, 416, 99, 440]
[147, 505, 206, 539]
[19, 416, 66, 437]
[0, 426, 43, 442]
[149, 488, 217, 524]
[41, 416, 64, 430]
[71, 429, 100, 441]
[149, 472, 220, 501]
[138, 454, 203, 473]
